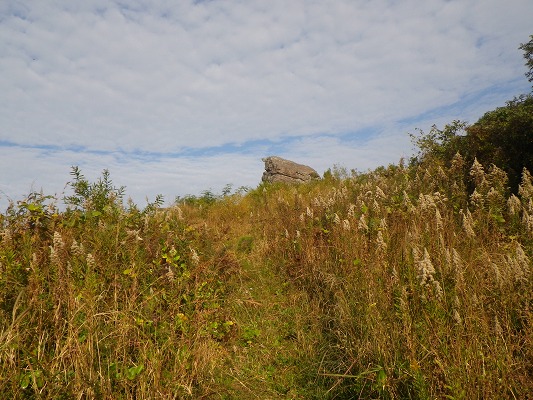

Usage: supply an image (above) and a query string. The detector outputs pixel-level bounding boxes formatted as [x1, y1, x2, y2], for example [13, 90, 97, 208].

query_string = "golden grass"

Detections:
[1, 160, 532, 398]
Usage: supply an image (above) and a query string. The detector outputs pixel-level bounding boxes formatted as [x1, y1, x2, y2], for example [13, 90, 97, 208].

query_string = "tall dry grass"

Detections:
[1, 159, 532, 398]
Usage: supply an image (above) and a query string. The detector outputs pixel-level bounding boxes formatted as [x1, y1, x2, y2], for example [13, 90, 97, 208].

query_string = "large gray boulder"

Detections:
[262, 156, 319, 184]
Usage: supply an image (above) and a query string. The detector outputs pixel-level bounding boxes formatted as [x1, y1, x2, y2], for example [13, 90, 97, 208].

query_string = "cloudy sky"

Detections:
[1, 0, 532, 209]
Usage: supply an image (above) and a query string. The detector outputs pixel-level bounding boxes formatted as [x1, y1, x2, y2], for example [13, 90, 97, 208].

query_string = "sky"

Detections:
[1, 0, 532, 210]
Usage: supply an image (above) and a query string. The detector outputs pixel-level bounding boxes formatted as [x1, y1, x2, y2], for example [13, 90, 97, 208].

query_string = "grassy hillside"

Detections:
[1, 157, 532, 399]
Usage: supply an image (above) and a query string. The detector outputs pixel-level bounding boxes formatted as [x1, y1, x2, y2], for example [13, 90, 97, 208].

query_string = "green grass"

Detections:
[1, 161, 532, 398]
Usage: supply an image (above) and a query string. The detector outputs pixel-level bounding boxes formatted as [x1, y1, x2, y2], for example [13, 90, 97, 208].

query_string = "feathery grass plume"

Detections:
[494, 316, 503, 337]
[415, 248, 435, 286]
[347, 203, 356, 218]
[487, 164, 508, 191]
[435, 208, 443, 231]
[491, 260, 503, 288]
[126, 229, 143, 242]
[522, 210, 533, 232]
[470, 158, 486, 187]
[190, 248, 200, 265]
[512, 242, 530, 282]
[460, 209, 476, 237]
[1, 228, 12, 245]
[518, 168, 533, 200]
[375, 186, 386, 199]
[358, 213, 368, 231]
[50, 231, 64, 266]
[342, 219, 350, 231]
[376, 231, 387, 253]
[469, 189, 484, 208]
[507, 194, 522, 215]
[402, 190, 415, 212]
[486, 187, 505, 210]
[415, 248, 443, 300]
[86, 253, 96, 270]
[451, 248, 465, 288]
[379, 217, 388, 231]
[450, 152, 466, 176]
[306, 206, 313, 219]
[453, 309, 462, 325]
[70, 239, 85, 258]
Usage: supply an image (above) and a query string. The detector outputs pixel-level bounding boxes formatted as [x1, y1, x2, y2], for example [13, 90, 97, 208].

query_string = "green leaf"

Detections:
[27, 203, 42, 212]
[20, 373, 31, 389]
[126, 364, 144, 380]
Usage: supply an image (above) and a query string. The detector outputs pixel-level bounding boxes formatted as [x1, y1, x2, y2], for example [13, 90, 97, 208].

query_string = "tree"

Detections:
[464, 94, 533, 191]
[519, 34, 533, 87]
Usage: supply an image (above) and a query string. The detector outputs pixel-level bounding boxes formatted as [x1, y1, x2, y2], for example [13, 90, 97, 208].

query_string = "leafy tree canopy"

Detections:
[519, 34, 533, 87]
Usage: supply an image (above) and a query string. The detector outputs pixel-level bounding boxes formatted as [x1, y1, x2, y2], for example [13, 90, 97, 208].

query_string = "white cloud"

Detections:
[1, 0, 532, 209]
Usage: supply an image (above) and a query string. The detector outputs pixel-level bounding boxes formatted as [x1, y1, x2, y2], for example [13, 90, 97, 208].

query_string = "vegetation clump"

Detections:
[1, 153, 532, 398]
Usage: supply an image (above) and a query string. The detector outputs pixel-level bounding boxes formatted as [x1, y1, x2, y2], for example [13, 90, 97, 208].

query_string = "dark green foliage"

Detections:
[410, 35, 533, 192]
[411, 95, 533, 193]
[519, 34, 533, 86]
[409, 120, 468, 165]
[465, 94, 533, 191]
[63, 166, 125, 213]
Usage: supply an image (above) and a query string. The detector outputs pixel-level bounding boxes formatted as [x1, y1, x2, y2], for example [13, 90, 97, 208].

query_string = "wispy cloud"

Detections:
[1, 0, 532, 208]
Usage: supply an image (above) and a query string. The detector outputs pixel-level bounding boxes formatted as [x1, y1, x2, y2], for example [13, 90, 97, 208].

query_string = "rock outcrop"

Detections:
[262, 156, 319, 184]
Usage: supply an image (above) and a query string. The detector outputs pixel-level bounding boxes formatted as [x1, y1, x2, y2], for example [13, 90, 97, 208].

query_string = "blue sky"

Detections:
[1, 0, 532, 209]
